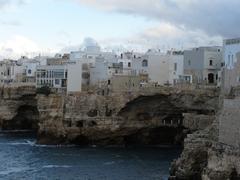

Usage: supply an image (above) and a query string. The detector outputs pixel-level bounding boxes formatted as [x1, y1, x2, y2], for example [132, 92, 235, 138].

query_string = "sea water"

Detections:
[0, 133, 181, 180]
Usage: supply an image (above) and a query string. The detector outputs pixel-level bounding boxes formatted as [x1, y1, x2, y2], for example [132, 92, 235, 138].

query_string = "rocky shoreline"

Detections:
[169, 97, 240, 180]
[3, 85, 238, 179]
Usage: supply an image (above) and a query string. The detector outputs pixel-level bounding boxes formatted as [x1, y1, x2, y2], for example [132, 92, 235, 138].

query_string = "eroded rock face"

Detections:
[169, 127, 213, 179]
[37, 89, 219, 146]
[170, 96, 240, 180]
[0, 86, 39, 131]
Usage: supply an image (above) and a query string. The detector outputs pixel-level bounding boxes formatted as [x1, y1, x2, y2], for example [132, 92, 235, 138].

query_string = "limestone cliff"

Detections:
[36, 89, 219, 146]
[170, 95, 240, 179]
[0, 86, 39, 131]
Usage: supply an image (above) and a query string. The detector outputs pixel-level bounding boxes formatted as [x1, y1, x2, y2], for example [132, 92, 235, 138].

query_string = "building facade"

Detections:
[184, 46, 223, 85]
[67, 61, 82, 93]
[223, 38, 240, 94]
[0, 60, 25, 84]
[36, 65, 68, 92]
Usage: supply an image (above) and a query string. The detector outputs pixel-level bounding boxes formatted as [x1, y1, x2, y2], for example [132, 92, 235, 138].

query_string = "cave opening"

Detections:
[117, 95, 191, 146]
[2, 105, 39, 131]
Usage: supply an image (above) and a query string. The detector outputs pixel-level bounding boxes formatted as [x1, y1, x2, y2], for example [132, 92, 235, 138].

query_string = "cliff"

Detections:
[170, 95, 240, 179]
[0, 85, 39, 131]
[36, 89, 219, 146]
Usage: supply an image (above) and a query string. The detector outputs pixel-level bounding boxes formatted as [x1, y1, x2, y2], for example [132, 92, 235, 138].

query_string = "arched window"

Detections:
[208, 73, 214, 84]
[142, 59, 148, 67]
[209, 60, 213, 66]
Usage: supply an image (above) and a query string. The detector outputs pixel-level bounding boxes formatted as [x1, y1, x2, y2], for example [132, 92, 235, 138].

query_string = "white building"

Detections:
[134, 50, 184, 85]
[36, 60, 82, 93]
[223, 38, 240, 93]
[168, 51, 184, 85]
[67, 61, 82, 93]
[36, 64, 68, 92]
[223, 38, 240, 69]
[17, 56, 50, 83]
[184, 46, 223, 84]
[118, 52, 144, 76]
[90, 57, 122, 86]
[146, 51, 169, 85]
[0, 60, 25, 84]
[131, 57, 148, 75]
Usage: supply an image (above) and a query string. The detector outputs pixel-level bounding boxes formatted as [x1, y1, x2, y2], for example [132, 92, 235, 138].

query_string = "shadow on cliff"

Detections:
[36, 92, 217, 146]
[116, 95, 187, 146]
[1, 95, 39, 132]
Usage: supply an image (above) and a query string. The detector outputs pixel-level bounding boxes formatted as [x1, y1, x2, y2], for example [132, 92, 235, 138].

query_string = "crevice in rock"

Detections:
[2, 105, 39, 131]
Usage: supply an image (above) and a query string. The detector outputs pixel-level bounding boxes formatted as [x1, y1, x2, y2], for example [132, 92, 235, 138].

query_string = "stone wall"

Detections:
[219, 97, 240, 148]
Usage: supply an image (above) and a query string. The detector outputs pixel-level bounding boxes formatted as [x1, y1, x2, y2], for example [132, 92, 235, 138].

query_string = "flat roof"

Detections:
[224, 38, 240, 45]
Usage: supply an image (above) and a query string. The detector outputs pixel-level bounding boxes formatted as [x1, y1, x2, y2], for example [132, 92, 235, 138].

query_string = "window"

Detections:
[55, 79, 60, 85]
[174, 63, 177, 71]
[53, 70, 64, 78]
[209, 60, 213, 66]
[228, 55, 231, 66]
[188, 60, 191, 66]
[28, 69, 32, 74]
[128, 62, 131, 67]
[142, 60, 148, 67]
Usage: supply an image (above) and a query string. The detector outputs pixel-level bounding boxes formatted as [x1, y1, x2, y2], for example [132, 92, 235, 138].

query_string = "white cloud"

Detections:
[74, 0, 239, 38]
[1, 20, 21, 26]
[138, 23, 223, 49]
[0, 0, 29, 11]
[0, 35, 56, 59]
[97, 23, 222, 52]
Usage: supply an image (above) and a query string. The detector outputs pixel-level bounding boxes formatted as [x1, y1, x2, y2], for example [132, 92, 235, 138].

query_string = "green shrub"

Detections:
[36, 86, 51, 96]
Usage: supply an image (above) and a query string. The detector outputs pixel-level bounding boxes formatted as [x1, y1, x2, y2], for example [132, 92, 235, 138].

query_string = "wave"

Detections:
[33, 144, 77, 148]
[103, 161, 115, 165]
[0, 140, 78, 148]
[0, 140, 36, 146]
[0, 130, 34, 134]
[42, 165, 72, 169]
[0, 167, 32, 176]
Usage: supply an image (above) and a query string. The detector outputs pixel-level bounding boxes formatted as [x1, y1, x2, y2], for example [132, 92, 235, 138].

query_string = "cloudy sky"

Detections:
[0, 0, 238, 59]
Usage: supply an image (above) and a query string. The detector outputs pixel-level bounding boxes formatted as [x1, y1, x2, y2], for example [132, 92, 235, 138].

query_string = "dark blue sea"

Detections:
[0, 133, 181, 180]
